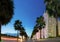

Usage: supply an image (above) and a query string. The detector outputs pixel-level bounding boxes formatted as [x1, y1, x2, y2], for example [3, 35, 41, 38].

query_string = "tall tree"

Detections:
[31, 25, 38, 39]
[36, 16, 45, 39]
[45, 0, 60, 37]
[0, 0, 14, 40]
[24, 32, 28, 40]
[20, 27, 25, 39]
[14, 20, 22, 42]
[19, 27, 28, 41]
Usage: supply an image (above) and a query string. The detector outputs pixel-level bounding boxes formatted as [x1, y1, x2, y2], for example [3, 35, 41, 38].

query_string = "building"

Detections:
[43, 12, 60, 37]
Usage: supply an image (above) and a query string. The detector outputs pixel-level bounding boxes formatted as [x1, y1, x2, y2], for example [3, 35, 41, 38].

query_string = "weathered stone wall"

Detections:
[48, 16, 56, 37]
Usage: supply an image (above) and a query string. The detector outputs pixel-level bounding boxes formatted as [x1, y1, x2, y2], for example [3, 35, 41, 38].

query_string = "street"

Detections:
[26, 37, 60, 42]
[35, 37, 60, 42]
[2, 37, 60, 42]
[3, 40, 17, 42]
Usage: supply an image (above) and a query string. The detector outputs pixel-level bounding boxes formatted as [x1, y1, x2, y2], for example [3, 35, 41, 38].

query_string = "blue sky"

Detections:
[2, 0, 45, 36]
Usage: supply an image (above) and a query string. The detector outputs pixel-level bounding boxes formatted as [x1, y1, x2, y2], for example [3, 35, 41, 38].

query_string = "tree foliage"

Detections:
[0, 0, 14, 25]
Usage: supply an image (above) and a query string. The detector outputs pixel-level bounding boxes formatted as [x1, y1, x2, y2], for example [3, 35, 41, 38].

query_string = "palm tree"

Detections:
[0, 0, 14, 40]
[31, 25, 38, 39]
[36, 16, 45, 39]
[14, 20, 22, 42]
[24, 32, 28, 40]
[19, 27, 29, 41]
[20, 27, 25, 39]
[44, 0, 60, 37]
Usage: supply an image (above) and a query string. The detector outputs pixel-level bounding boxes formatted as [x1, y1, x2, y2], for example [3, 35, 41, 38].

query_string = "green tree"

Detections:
[45, 0, 60, 37]
[36, 16, 45, 39]
[14, 20, 22, 42]
[0, 0, 14, 40]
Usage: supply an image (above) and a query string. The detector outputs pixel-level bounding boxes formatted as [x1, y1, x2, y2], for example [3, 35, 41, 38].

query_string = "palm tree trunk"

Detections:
[56, 14, 58, 37]
[22, 36, 23, 41]
[43, 28, 45, 39]
[40, 29, 41, 39]
[56, 2, 58, 37]
[0, 21, 1, 41]
[17, 31, 19, 42]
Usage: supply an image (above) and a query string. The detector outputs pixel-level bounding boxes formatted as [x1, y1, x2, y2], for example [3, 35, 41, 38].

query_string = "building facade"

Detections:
[32, 12, 60, 40]
[43, 12, 60, 37]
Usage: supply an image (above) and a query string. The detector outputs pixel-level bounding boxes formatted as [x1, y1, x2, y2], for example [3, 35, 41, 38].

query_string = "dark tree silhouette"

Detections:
[14, 20, 22, 42]
[36, 16, 45, 39]
[0, 0, 14, 40]
[31, 25, 38, 38]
